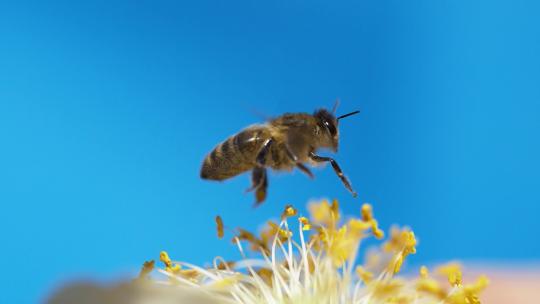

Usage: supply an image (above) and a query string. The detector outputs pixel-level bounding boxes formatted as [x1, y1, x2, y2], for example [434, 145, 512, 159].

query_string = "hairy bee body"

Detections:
[201, 108, 358, 205]
[201, 113, 320, 180]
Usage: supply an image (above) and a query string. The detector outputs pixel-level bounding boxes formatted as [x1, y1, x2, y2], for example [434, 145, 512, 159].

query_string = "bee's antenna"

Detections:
[332, 99, 340, 114]
[337, 110, 360, 120]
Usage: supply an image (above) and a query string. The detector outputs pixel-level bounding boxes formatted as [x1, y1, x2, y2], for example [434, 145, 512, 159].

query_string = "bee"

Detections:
[200, 104, 360, 205]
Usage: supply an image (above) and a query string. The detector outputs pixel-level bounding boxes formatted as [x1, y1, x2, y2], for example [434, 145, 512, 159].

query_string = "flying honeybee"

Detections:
[200, 103, 360, 205]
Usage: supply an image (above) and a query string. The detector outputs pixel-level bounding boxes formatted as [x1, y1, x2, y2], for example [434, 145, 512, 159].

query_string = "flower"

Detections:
[138, 199, 487, 303]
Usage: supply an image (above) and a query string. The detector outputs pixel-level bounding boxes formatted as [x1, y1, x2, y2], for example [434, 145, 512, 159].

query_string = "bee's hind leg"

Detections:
[245, 167, 267, 206]
[252, 168, 268, 206]
[246, 166, 266, 192]
[246, 139, 273, 206]
[309, 151, 357, 197]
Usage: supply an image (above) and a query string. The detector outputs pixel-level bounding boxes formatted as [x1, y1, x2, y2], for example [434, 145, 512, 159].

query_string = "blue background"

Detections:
[1, 0, 539, 303]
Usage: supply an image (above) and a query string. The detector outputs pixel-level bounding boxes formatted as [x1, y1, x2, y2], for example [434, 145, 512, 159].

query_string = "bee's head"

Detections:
[314, 109, 339, 151]
[314, 108, 360, 152]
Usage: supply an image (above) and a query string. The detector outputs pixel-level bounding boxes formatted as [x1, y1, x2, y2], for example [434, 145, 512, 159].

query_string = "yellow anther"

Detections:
[216, 215, 224, 239]
[401, 231, 417, 255]
[137, 260, 155, 280]
[237, 228, 258, 243]
[436, 263, 462, 286]
[167, 264, 181, 274]
[385, 228, 417, 254]
[308, 200, 336, 227]
[381, 227, 417, 275]
[330, 199, 340, 219]
[160, 251, 181, 278]
[180, 269, 199, 280]
[325, 226, 358, 267]
[160, 251, 172, 267]
[238, 228, 268, 253]
[373, 228, 385, 239]
[446, 282, 485, 304]
[416, 278, 447, 299]
[371, 219, 385, 239]
[452, 275, 489, 304]
[298, 216, 311, 230]
[349, 218, 372, 231]
[216, 260, 236, 270]
[449, 272, 462, 286]
[267, 221, 293, 241]
[361, 203, 373, 222]
[467, 275, 489, 293]
[355, 265, 373, 284]
[279, 229, 292, 239]
[348, 203, 385, 239]
[282, 204, 297, 219]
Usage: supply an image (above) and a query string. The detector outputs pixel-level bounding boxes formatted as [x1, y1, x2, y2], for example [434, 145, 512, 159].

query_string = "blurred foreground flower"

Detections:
[48, 199, 488, 304]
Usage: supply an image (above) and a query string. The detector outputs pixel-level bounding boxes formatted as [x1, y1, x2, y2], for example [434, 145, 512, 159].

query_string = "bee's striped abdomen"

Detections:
[200, 127, 269, 181]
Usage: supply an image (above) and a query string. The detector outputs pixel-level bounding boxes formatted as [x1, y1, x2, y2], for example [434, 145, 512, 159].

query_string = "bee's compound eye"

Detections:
[325, 120, 337, 136]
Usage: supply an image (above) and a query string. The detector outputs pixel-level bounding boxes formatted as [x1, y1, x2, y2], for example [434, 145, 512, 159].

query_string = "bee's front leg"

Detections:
[246, 138, 273, 206]
[309, 151, 357, 197]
